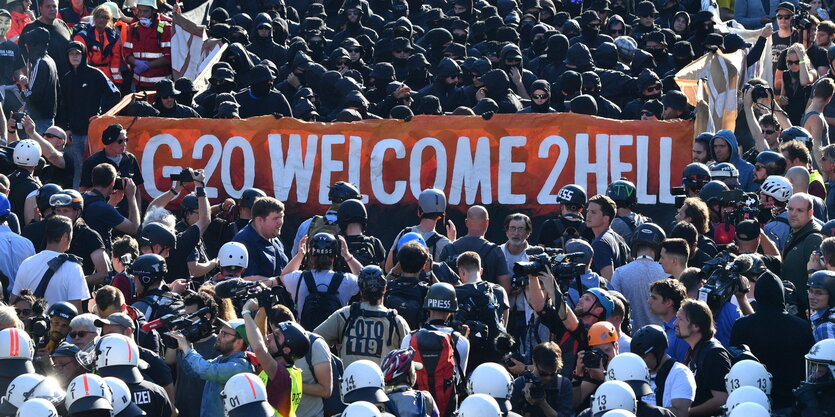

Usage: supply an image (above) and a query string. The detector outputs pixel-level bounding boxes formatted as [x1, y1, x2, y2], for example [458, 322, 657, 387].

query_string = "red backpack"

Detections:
[409, 328, 459, 417]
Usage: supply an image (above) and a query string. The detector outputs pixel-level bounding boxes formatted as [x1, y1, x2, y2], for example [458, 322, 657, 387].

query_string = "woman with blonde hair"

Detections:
[72, 3, 123, 86]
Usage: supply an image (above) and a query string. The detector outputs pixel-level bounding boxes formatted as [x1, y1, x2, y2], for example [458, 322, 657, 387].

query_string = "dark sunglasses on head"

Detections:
[116, 138, 128, 144]
[532, 93, 549, 99]
[43, 133, 64, 140]
[15, 308, 32, 315]
[70, 331, 93, 338]
[777, 14, 793, 19]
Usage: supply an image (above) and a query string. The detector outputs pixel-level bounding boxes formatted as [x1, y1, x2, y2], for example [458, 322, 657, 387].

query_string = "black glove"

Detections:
[481, 111, 494, 120]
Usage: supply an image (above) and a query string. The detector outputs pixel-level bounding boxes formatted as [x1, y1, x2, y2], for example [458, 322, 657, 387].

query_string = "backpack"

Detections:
[690, 339, 759, 378]
[305, 333, 346, 416]
[454, 281, 504, 338]
[297, 271, 345, 331]
[615, 214, 651, 242]
[307, 215, 341, 239]
[384, 278, 430, 329]
[410, 328, 459, 417]
[345, 235, 381, 266]
[340, 303, 402, 358]
[392, 227, 446, 261]
[549, 216, 587, 250]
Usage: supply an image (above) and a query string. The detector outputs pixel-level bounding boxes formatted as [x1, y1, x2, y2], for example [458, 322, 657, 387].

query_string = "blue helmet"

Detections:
[0, 193, 9, 217]
[397, 232, 426, 251]
[585, 288, 614, 319]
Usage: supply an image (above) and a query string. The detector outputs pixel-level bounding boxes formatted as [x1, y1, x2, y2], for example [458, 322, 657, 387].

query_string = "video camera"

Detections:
[583, 347, 609, 370]
[170, 168, 200, 183]
[28, 316, 51, 349]
[671, 186, 687, 208]
[699, 251, 752, 311]
[512, 247, 587, 284]
[719, 190, 759, 226]
[795, 1, 814, 30]
[144, 307, 214, 349]
[214, 278, 285, 311]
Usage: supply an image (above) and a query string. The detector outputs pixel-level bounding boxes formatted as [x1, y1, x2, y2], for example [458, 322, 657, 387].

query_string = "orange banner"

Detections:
[88, 113, 694, 216]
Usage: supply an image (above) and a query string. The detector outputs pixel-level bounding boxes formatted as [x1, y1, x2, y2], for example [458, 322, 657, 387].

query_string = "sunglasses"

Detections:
[219, 330, 238, 338]
[777, 14, 793, 19]
[645, 85, 661, 92]
[787, 59, 800, 65]
[532, 94, 549, 99]
[70, 331, 93, 338]
[639, 14, 655, 18]
[116, 138, 128, 144]
[641, 110, 655, 116]
[610, 29, 625, 34]
[588, 23, 601, 29]
[43, 132, 65, 140]
[347, 48, 362, 53]
[762, 129, 777, 135]
[15, 308, 32, 316]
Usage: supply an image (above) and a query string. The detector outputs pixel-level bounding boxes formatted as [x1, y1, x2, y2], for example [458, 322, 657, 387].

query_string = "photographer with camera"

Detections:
[539, 184, 588, 250]
[31, 301, 75, 369]
[81, 163, 140, 253]
[291, 181, 361, 257]
[385, 187, 455, 270]
[509, 341, 572, 417]
[79, 123, 143, 215]
[130, 253, 186, 323]
[572, 321, 620, 411]
[170, 315, 255, 417]
[674, 300, 731, 417]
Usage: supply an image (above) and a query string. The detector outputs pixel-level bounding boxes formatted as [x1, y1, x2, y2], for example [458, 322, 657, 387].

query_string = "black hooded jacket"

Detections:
[247, 15, 288, 65]
[59, 41, 120, 134]
[480, 69, 522, 114]
[535, 34, 568, 84]
[416, 57, 466, 112]
[729, 273, 816, 409]
[518, 79, 555, 113]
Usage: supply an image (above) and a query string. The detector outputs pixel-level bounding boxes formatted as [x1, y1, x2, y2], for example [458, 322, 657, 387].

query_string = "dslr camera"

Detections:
[582, 347, 609, 370]
[513, 247, 587, 281]
[699, 251, 752, 311]
[170, 168, 198, 183]
[521, 370, 545, 399]
[795, 2, 814, 30]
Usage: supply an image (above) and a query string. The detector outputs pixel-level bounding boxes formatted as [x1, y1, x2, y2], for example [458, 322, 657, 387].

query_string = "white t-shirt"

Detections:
[641, 361, 696, 408]
[500, 243, 534, 321]
[11, 250, 90, 305]
[401, 324, 470, 377]
[282, 270, 359, 320]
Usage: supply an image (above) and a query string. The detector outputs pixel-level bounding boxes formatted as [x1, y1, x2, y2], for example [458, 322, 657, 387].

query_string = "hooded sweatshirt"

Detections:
[417, 57, 466, 112]
[480, 69, 522, 114]
[709, 129, 757, 192]
[518, 79, 555, 113]
[729, 273, 815, 409]
[19, 27, 58, 122]
[59, 41, 120, 134]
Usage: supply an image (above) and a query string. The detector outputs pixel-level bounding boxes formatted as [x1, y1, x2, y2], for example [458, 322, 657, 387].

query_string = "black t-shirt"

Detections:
[439, 236, 509, 284]
[537, 213, 588, 248]
[79, 150, 144, 217]
[128, 379, 173, 417]
[21, 19, 71, 77]
[37, 151, 74, 190]
[8, 168, 41, 223]
[590, 229, 630, 274]
[139, 346, 173, 387]
[69, 221, 105, 275]
[688, 339, 732, 407]
[0, 40, 24, 86]
[166, 222, 201, 282]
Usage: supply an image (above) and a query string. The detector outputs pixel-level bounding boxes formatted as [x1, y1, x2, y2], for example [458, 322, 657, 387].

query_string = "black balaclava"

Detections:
[579, 11, 601, 43]
[529, 79, 552, 112]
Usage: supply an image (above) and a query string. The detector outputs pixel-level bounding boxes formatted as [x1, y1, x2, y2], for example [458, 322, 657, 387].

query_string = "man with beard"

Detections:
[234, 65, 293, 118]
[570, 10, 614, 51]
[171, 318, 254, 417]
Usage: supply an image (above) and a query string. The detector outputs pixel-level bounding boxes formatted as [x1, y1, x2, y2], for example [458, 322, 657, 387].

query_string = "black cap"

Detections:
[662, 90, 688, 111]
[155, 79, 179, 97]
[645, 31, 666, 46]
[776, 1, 795, 14]
[635, 1, 657, 16]
[723, 33, 752, 53]
[642, 99, 663, 117]
[735, 219, 761, 241]
[102, 124, 125, 145]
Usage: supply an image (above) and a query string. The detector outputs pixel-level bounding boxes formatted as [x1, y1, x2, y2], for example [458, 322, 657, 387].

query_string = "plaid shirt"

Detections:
[811, 309, 835, 341]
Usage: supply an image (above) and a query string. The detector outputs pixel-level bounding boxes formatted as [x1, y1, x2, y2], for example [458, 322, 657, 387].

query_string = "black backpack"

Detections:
[297, 271, 345, 330]
[340, 302, 402, 352]
[305, 333, 346, 416]
[384, 278, 430, 329]
[454, 281, 505, 338]
[345, 235, 380, 266]
[550, 216, 587, 249]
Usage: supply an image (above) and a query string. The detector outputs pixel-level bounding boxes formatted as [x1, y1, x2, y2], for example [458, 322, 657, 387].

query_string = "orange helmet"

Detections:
[588, 321, 619, 346]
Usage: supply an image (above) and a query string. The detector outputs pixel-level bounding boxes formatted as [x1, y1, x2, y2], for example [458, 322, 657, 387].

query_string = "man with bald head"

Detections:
[783, 193, 824, 315]
[786, 166, 828, 222]
[439, 205, 511, 291]
[21, 116, 73, 189]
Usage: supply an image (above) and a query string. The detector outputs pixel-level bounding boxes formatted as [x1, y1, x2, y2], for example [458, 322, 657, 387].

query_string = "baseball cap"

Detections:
[51, 342, 81, 358]
[735, 219, 761, 241]
[102, 124, 125, 145]
[218, 318, 249, 345]
[94, 313, 135, 331]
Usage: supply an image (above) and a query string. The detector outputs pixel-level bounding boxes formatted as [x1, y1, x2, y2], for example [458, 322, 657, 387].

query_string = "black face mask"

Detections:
[582, 25, 600, 39]
[644, 91, 661, 100]
[612, 5, 627, 16]
[453, 33, 468, 44]
[649, 48, 667, 61]
[250, 81, 271, 97]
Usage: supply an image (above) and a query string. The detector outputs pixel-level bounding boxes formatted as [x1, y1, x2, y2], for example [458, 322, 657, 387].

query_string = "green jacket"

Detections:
[781, 219, 822, 312]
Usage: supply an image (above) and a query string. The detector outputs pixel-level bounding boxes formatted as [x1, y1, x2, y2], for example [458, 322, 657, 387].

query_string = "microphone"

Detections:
[730, 254, 753, 273]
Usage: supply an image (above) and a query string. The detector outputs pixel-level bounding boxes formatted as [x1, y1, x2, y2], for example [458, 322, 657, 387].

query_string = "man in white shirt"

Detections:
[11, 215, 89, 310]
[631, 324, 696, 417]
[0, 192, 34, 295]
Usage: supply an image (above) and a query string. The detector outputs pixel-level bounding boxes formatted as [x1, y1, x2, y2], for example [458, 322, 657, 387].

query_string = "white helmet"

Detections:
[759, 175, 793, 203]
[64, 374, 113, 415]
[342, 401, 382, 417]
[135, 0, 157, 8]
[13, 139, 41, 167]
[725, 386, 770, 413]
[805, 338, 835, 383]
[94, 334, 143, 383]
[0, 374, 63, 414]
[468, 363, 513, 399]
[221, 373, 272, 417]
[341, 360, 387, 404]
[605, 352, 652, 397]
[15, 398, 58, 417]
[458, 393, 502, 417]
[0, 328, 35, 375]
[218, 242, 249, 269]
[727, 402, 770, 417]
[591, 381, 637, 415]
[103, 377, 144, 417]
[725, 360, 772, 395]
[602, 410, 637, 417]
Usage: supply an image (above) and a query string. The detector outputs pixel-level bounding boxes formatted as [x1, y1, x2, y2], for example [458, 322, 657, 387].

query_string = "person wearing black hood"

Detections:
[518, 79, 556, 113]
[665, 40, 695, 77]
[687, 11, 717, 58]
[499, 43, 536, 99]
[365, 62, 396, 103]
[330, 0, 377, 54]
[569, 94, 598, 115]
[234, 65, 293, 118]
[18, 26, 58, 134]
[644, 31, 675, 77]
[416, 57, 466, 113]
[152, 80, 200, 118]
[195, 64, 237, 117]
[276, 51, 313, 98]
[59, 41, 119, 189]
[605, 14, 629, 38]
[671, 10, 690, 37]
[566, 41, 634, 109]
[655, 0, 685, 29]
[582, 71, 622, 118]
[570, 11, 614, 51]
[475, 69, 523, 113]
[631, 1, 661, 47]
[389, 37, 413, 81]
[21, 0, 71, 81]
[535, 33, 569, 84]
[341, 37, 371, 78]
[730, 272, 815, 412]
[248, 16, 287, 66]
[623, 69, 662, 119]
[449, 0, 475, 23]
[223, 42, 257, 87]
[556, 70, 582, 111]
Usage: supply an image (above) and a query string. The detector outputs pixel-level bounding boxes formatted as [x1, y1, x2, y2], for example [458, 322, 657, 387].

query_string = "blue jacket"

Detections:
[180, 350, 254, 417]
[710, 129, 757, 192]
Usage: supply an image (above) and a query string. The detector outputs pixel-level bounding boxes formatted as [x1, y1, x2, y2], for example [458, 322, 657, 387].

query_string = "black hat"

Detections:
[369, 63, 395, 80]
[102, 123, 125, 145]
[662, 90, 688, 111]
[210, 66, 235, 83]
[735, 219, 761, 241]
[248, 65, 274, 85]
[776, 1, 795, 14]
[635, 1, 657, 16]
[642, 99, 663, 117]
[580, 10, 600, 26]
[391, 37, 413, 51]
[645, 31, 666, 46]
[672, 40, 694, 58]
[175, 77, 198, 93]
[390, 105, 414, 120]
[704, 33, 724, 51]
[155, 79, 179, 97]
[570, 94, 598, 115]
[589, 0, 612, 12]
[722, 33, 752, 53]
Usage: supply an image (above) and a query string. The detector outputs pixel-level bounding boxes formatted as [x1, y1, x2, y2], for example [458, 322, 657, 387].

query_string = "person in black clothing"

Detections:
[81, 162, 141, 253]
[59, 41, 119, 189]
[235, 64, 293, 118]
[570, 10, 614, 51]
[20, 0, 71, 81]
[247, 14, 286, 66]
[152, 80, 200, 118]
[416, 57, 467, 113]
[730, 272, 816, 412]
[80, 124, 144, 218]
[21, 119, 73, 190]
[582, 71, 622, 118]
[675, 299, 731, 417]
[586, 194, 631, 280]
[329, 0, 378, 55]
[7, 139, 41, 224]
[477, 69, 523, 114]
[538, 184, 589, 250]
[517, 79, 555, 113]
[0, 9, 25, 121]
[623, 69, 663, 120]
[17, 26, 57, 133]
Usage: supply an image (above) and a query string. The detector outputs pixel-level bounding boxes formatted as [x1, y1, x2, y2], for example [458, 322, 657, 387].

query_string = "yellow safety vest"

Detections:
[258, 366, 303, 417]
[811, 170, 826, 199]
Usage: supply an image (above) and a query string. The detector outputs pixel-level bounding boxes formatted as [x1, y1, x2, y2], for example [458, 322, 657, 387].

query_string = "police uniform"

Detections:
[128, 379, 173, 417]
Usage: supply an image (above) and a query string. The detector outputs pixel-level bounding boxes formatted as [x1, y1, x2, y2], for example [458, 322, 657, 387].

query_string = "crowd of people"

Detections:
[0, 0, 833, 416]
